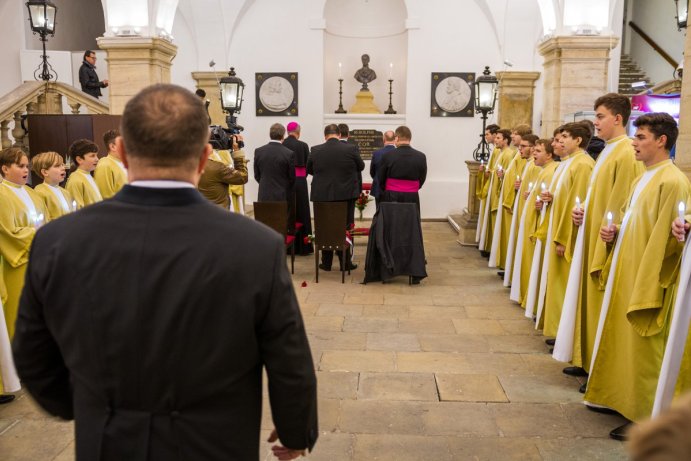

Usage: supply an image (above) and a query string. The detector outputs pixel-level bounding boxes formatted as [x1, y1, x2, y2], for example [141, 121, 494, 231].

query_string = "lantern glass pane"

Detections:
[221, 83, 238, 109]
[679, 1, 688, 26]
[478, 83, 494, 109]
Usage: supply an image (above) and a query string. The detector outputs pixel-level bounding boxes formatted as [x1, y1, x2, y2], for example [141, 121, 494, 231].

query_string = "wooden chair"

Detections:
[253, 201, 295, 274]
[313, 201, 350, 283]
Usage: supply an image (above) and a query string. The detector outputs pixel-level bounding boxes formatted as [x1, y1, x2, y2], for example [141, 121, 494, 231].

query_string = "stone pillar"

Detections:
[191, 72, 227, 126]
[538, 36, 619, 137]
[457, 160, 481, 246]
[97, 37, 178, 115]
[496, 71, 541, 130]
[675, 30, 691, 179]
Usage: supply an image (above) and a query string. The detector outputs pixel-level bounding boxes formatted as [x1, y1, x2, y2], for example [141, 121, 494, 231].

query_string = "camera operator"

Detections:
[198, 128, 248, 210]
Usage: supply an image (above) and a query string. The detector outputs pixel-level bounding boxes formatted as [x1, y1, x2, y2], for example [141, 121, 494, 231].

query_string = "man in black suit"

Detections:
[308, 124, 364, 271]
[78, 50, 109, 99]
[13, 84, 317, 461]
[369, 130, 396, 210]
[339, 123, 363, 192]
[254, 123, 296, 219]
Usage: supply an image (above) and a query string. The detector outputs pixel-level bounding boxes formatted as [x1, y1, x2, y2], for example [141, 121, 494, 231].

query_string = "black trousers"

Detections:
[322, 199, 355, 268]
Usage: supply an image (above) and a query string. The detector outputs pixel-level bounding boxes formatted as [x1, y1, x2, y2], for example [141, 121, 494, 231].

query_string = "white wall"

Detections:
[0, 0, 26, 97]
[629, 0, 685, 84]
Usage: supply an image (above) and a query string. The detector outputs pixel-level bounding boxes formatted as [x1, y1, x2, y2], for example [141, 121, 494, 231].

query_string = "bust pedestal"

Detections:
[350, 89, 381, 114]
[457, 160, 481, 246]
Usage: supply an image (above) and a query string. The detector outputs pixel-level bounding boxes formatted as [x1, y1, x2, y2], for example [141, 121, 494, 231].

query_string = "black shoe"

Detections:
[497, 271, 505, 277]
[586, 404, 620, 416]
[480, 251, 490, 258]
[411, 277, 422, 285]
[318, 263, 331, 271]
[340, 263, 357, 271]
[579, 382, 587, 394]
[545, 338, 556, 346]
[548, 347, 554, 353]
[609, 422, 633, 441]
[0, 394, 15, 404]
[563, 366, 588, 377]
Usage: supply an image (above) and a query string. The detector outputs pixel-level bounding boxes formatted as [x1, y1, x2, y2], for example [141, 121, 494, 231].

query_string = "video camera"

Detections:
[209, 124, 245, 151]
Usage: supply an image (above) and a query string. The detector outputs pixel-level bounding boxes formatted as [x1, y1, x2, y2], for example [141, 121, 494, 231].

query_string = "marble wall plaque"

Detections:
[350, 129, 384, 160]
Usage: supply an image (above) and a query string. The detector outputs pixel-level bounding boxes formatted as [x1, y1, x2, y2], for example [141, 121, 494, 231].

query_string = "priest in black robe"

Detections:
[283, 122, 313, 255]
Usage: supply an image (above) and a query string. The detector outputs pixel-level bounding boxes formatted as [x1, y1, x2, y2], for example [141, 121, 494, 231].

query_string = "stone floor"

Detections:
[0, 222, 629, 460]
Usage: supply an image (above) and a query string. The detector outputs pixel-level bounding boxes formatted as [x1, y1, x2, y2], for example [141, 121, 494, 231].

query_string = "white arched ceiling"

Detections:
[101, 0, 178, 36]
[324, 0, 407, 38]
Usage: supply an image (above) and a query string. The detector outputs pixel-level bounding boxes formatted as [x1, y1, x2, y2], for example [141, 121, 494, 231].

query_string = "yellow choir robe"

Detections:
[34, 183, 75, 221]
[0, 180, 45, 338]
[505, 160, 541, 288]
[94, 155, 128, 199]
[476, 147, 500, 243]
[554, 136, 643, 370]
[66, 169, 103, 209]
[0, 262, 7, 393]
[585, 159, 691, 422]
[481, 147, 515, 253]
[490, 152, 527, 269]
[217, 149, 246, 213]
[540, 151, 593, 337]
[515, 161, 558, 308]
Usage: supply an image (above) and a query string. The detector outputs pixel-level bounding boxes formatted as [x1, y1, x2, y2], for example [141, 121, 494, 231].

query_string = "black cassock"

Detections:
[13, 186, 318, 461]
[377, 145, 427, 214]
[283, 135, 313, 254]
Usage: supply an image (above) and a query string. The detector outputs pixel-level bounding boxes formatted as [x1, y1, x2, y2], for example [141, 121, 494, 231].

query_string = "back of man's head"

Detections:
[383, 130, 395, 143]
[270, 123, 286, 141]
[324, 124, 340, 137]
[338, 123, 349, 138]
[395, 126, 412, 141]
[121, 84, 209, 168]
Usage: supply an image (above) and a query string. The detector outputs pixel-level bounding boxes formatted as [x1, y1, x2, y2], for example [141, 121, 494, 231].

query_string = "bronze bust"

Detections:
[354, 54, 377, 91]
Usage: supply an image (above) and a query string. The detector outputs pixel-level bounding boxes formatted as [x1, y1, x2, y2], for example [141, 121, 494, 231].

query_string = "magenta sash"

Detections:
[295, 167, 307, 177]
[385, 178, 420, 193]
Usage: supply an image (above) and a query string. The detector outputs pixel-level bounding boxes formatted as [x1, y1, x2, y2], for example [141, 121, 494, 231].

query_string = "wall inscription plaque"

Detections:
[349, 129, 383, 160]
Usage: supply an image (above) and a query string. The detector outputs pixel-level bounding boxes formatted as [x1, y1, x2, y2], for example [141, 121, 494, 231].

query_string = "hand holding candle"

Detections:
[572, 196, 584, 226]
[514, 174, 521, 191]
[600, 211, 616, 243]
[676, 201, 687, 242]
[524, 182, 534, 200]
[539, 182, 552, 203]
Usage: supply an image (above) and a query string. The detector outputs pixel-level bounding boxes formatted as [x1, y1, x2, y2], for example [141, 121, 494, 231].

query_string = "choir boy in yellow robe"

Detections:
[66, 139, 103, 208]
[0, 147, 46, 339]
[504, 134, 541, 287]
[32, 151, 75, 221]
[535, 123, 594, 335]
[0, 250, 19, 404]
[553, 94, 644, 384]
[94, 129, 128, 198]
[477, 125, 501, 253]
[489, 127, 532, 271]
[585, 113, 691, 441]
[476, 124, 500, 245]
[510, 139, 557, 308]
[480, 129, 515, 254]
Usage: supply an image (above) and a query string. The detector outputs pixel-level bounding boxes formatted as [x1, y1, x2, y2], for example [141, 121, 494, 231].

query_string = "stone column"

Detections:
[538, 36, 619, 137]
[496, 71, 540, 130]
[675, 30, 691, 179]
[457, 160, 481, 246]
[191, 72, 227, 126]
[96, 37, 178, 115]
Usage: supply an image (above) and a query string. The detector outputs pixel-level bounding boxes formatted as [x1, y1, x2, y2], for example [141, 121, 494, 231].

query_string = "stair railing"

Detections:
[628, 21, 679, 70]
[0, 81, 109, 151]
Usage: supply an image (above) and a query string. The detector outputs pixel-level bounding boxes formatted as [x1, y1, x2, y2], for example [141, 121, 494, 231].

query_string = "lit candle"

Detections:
[606, 211, 613, 227]
[575, 196, 581, 210]
[541, 182, 547, 192]
[72, 200, 77, 211]
[497, 165, 503, 173]
[679, 201, 686, 242]
[516, 174, 520, 181]
[528, 182, 534, 192]
[338, 62, 342, 79]
[389, 62, 393, 79]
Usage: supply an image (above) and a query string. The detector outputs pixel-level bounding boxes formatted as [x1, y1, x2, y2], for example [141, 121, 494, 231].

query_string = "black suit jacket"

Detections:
[282, 136, 310, 167]
[254, 142, 296, 201]
[79, 61, 105, 98]
[13, 186, 318, 461]
[370, 144, 396, 198]
[307, 138, 364, 201]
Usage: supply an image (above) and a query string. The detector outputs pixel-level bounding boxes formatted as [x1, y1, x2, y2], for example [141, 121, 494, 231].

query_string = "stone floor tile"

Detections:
[317, 303, 364, 317]
[498, 374, 584, 404]
[304, 316, 344, 332]
[0, 393, 48, 420]
[408, 306, 468, 319]
[308, 331, 367, 352]
[465, 305, 529, 320]
[536, 437, 628, 461]
[340, 400, 426, 435]
[306, 292, 346, 304]
[421, 402, 498, 436]
[0, 418, 73, 461]
[299, 302, 320, 317]
[489, 402, 577, 437]
[398, 318, 456, 334]
[419, 334, 490, 353]
[361, 305, 410, 318]
[353, 434, 452, 461]
[344, 293, 384, 305]
[366, 333, 420, 351]
[431, 295, 466, 307]
[447, 437, 542, 461]
[464, 353, 532, 376]
[451, 318, 506, 336]
[561, 403, 630, 438]
[384, 294, 431, 305]
[51, 440, 75, 461]
[497, 318, 542, 335]
[435, 374, 508, 403]
[308, 432, 354, 461]
[320, 351, 396, 372]
[318, 398, 341, 432]
[487, 335, 550, 353]
[342, 317, 398, 333]
[317, 371, 360, 400]
[357, 372, 438, 401]
[396, 352, 472, 373]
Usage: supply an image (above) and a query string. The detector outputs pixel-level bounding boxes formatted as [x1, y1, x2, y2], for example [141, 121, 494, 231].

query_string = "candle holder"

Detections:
[384, 79, 396, 114]
[335, 78, 347, 114]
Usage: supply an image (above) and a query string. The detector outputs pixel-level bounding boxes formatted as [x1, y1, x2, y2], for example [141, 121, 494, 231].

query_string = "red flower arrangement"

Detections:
[355, 190, 371, 220]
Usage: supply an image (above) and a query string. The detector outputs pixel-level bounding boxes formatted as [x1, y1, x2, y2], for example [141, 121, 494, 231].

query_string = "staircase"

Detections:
[618, 54, 652, 96]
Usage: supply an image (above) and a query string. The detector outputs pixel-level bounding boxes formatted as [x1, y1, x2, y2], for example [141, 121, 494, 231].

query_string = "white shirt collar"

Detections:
[130, 180, 195, 189]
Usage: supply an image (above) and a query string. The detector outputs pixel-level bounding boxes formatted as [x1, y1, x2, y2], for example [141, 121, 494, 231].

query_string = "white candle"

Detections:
[497, 165, 503, 172]
[338, 62, 342, 79]
[72, 200, 77, 211]
[516, 174, 520, 181]
[606, 211, 613, 227]
[528, 182, 534, 192]
[679, 201, 686, 242]
[541, 182, 547, 192]
[389, 62, 393, 79]
[575, 196, 581, 210]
